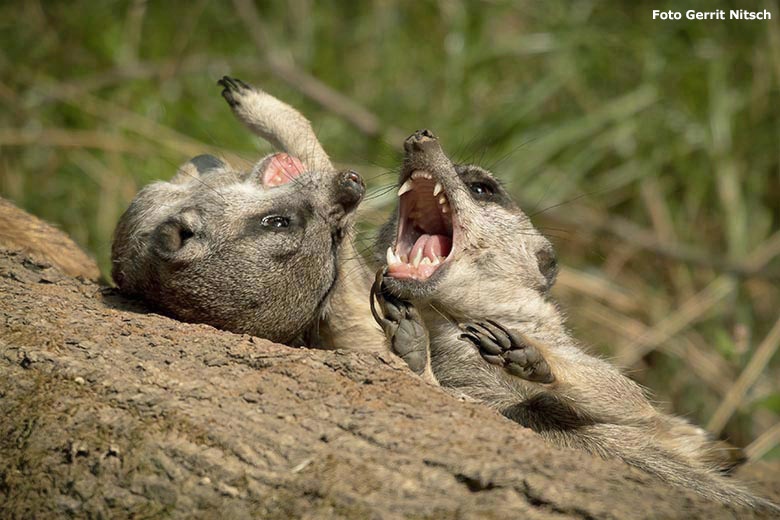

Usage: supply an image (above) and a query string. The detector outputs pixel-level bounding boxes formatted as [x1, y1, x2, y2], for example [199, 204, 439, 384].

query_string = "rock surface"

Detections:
[0, 249, 777, 519]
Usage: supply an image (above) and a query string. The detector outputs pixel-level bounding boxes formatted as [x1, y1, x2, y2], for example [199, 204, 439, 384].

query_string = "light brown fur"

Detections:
[373, 130, 777, 511]
[217, 78, 385, 352]
[113, 77, 385, 351]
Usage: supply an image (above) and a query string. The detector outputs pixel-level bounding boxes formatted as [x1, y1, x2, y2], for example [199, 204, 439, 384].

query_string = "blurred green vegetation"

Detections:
[1, 1, 778, 458]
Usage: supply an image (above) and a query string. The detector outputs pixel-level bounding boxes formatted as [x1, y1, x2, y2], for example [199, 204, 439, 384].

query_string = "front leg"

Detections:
[459, 320, 554, 384]
[370, 270, 438, 385]
[459, 318, 658, 425]
[217, 76, 331, 171]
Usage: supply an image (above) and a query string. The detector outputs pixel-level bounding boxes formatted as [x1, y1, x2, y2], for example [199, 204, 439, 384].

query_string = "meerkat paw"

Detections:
[370, 269, 432, 378]
[218, 76, 254, 107]
[459, 320, 554, 384]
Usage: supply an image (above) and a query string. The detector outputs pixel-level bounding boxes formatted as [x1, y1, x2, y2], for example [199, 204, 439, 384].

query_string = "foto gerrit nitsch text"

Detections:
[653, 10, 771, 21]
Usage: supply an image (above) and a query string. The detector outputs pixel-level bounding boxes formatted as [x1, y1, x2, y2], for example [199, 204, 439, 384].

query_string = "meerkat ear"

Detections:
[152, 209, 204, 260]
[535, 241, 558, 291]
[170, 154, 228, 185]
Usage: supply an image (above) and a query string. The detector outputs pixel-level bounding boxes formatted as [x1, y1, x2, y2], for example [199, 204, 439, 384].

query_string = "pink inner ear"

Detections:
[262, 153, 306, 187]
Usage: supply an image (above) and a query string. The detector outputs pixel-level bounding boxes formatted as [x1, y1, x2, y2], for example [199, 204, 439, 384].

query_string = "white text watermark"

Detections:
[652, 10, 771, 21]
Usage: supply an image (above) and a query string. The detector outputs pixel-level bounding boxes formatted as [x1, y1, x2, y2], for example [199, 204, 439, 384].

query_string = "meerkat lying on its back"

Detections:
[371, 130, 778, 511]
[112, 78, 384, 349]
[214, 78, 385, 351]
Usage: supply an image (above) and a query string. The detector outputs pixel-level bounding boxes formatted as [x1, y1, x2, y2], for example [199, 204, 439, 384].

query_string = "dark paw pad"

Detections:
[370, 269, 430, 375]
[459, 320, 554, 384]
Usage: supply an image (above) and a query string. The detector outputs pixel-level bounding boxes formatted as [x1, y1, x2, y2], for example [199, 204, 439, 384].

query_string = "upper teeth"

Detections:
[411, 171, 433, 180]
[398, 179, 414, 196]
[386, 247, 401, 265]
[398, 177, 450, 208]
[438, 193, 450, 213]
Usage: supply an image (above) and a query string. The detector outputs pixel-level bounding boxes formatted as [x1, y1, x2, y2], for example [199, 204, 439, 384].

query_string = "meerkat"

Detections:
[112, 77, 384, 349]
[214, 77, 385, 351]
[0, 197, 101, 281]
[371, 129, 778, 511]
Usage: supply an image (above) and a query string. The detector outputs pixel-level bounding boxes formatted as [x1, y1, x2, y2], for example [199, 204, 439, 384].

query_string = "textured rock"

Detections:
[0, 249, 777, 519]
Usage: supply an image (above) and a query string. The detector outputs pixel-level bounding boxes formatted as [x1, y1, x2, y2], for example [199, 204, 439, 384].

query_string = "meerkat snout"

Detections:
[334, 170, 365, 213]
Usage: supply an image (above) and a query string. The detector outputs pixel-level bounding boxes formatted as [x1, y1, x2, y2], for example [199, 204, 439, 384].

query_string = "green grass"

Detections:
[1, 0, 778, 458]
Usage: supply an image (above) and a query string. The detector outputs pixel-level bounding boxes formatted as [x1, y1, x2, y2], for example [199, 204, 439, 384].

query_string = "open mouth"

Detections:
[387, 170, 455, 280]
[262, 153, 306, 187]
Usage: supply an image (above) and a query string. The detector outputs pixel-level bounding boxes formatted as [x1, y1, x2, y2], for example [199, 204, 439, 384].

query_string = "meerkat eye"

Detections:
[261, 215, 290, 229]
[468, 182, 495, 198]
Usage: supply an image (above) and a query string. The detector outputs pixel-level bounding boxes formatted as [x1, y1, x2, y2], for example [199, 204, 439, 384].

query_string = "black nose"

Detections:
[404, 129, 438, 153]
[335, 170, 365, 212]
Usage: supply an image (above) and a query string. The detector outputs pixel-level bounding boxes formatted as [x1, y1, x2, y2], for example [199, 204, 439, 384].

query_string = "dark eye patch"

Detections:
[454, 164, 515, 208]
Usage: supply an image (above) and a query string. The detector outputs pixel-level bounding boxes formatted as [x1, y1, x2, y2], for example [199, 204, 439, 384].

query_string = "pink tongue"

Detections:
[262, 153, 306, 187]
[410, 234, 453, 261]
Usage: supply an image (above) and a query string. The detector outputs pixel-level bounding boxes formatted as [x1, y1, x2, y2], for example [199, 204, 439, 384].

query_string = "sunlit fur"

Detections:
[113, 79, 385, 350]
[218, 78, 385, 351]
[375, 132, 778, 511]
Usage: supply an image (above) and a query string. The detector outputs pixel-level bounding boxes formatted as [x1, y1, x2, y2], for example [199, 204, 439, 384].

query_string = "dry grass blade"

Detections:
[707, 315, 780, 435]
[546, 206, 780, 279]
[745, 422, 780, 462]
[741, 230, 780, 273]
[618, 230, 780, 368]
[231, 0, 406, 145]
[29, 83, 246, 166]
[556, 267, 639, 313]
[616, 277, 736, 367]
[0, 127, 156, 155]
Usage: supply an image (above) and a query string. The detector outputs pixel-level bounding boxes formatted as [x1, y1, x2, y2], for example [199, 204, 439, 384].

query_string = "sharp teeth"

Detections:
[431, 256, 441, 265]
[438, 195, 447, 205]
[386, 247, 396, 265]
[441, 203, 449, 213]
[412, 248, 423, 268]
[398, 179, 414, 196]
[433, 182, 443, 197]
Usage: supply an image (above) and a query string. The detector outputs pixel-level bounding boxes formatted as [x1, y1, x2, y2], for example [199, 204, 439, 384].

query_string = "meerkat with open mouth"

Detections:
[371, 129, 778, 511]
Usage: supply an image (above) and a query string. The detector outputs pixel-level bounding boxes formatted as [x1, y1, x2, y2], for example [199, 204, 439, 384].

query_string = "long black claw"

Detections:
[459, 333, 479, 345]
[458, 318, 555, 384]
[372, 268, 430, 376]
[475, 321, 512, 349]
